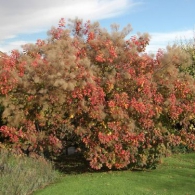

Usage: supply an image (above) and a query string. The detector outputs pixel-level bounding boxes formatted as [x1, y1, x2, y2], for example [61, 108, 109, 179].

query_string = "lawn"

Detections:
[33, 153, 195, 195]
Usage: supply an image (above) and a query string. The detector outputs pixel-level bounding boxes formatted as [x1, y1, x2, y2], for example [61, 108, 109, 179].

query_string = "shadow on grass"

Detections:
[53, 151, 195, 176]
[53, 153, 92, 174]
[53, 153, 154, 175]
[33, 153, 195, 195]
[53, 152, 138, 175]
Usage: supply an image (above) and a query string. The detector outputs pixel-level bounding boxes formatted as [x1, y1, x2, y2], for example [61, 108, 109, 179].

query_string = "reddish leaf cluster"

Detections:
[0, 18, 195, 169]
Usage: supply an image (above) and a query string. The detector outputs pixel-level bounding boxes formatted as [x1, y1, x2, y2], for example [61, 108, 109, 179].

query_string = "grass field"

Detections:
[33, 153, 195, 195]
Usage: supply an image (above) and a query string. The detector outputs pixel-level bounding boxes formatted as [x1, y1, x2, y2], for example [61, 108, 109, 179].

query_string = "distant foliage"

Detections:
[0, 18, 195, 170]
[177, 33, 195, 77]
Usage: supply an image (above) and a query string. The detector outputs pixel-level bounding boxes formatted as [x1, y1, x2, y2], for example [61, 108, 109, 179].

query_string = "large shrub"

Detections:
[0, 18, 195, 169]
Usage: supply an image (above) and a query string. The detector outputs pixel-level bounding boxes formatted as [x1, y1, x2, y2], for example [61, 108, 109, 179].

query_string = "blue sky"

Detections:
[0, 0, 194, 54]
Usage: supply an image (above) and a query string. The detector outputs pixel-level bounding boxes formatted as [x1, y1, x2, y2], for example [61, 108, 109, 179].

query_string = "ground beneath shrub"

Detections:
[34, 153, 195, 195]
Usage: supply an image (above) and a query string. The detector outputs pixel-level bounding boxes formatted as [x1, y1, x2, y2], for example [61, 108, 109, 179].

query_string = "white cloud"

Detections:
[146, 30, 194, 54]
[0, 0, 136, 41]
[0, 0, 140, 53]
[0, 41, 33, 53]
[2, 0, 193, 55]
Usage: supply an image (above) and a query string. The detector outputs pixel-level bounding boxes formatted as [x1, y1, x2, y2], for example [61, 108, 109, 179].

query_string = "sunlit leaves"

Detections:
[0, 18, 195, 170]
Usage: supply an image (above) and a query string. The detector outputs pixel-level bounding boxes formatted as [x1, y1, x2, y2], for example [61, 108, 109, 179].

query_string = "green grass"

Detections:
[0, 149, 59, 195]
[33, 153, 195, 195]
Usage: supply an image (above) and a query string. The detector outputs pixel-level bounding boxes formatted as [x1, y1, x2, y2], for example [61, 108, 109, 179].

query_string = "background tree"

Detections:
[177, 32, 195, 77]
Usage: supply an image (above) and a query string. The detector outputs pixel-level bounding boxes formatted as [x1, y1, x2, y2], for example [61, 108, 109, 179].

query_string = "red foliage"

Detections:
[0, 18, 195, 169]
